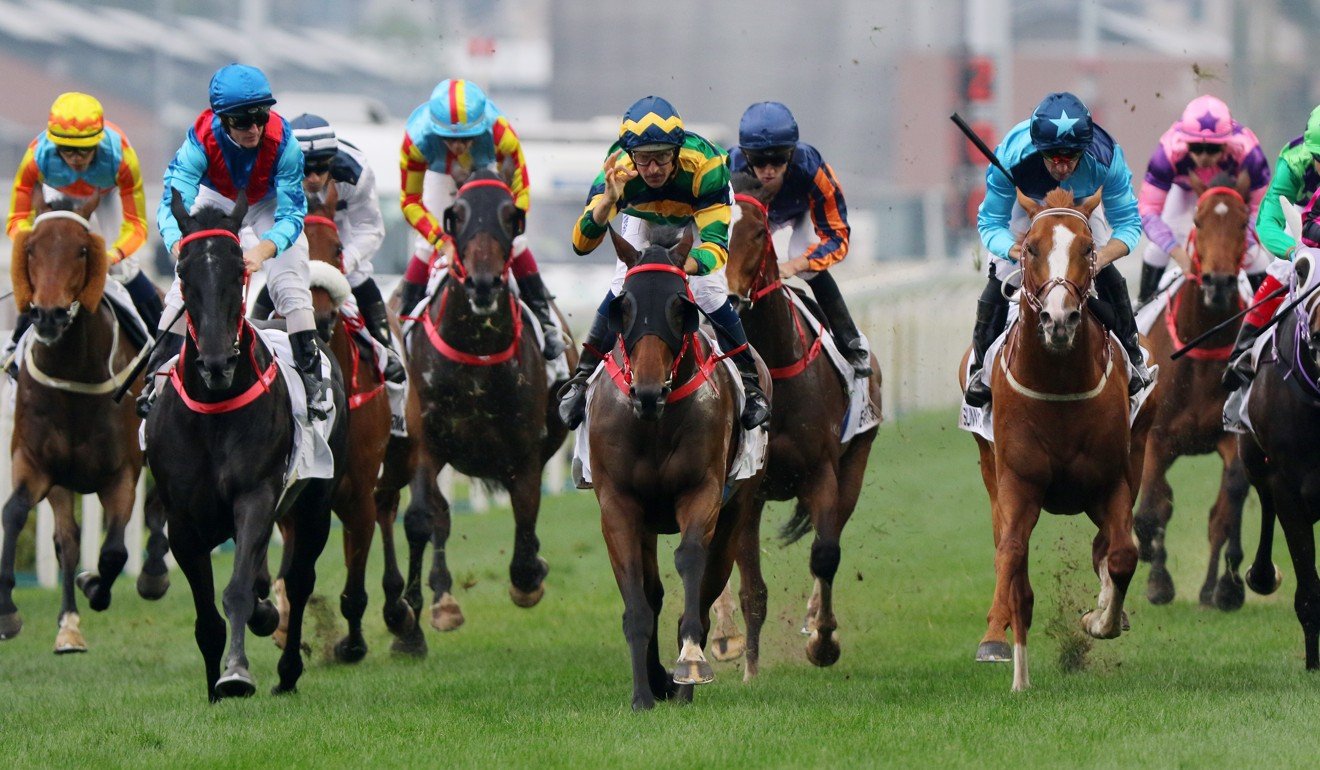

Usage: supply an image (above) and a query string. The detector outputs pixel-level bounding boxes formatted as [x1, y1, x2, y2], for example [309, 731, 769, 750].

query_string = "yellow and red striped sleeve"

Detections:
[491, 117, 531, 212]
[111, 135, 148, 259]
[6, 140, 42, 238]
[399, 132, 442, 245]
[803, 163, 850, 270]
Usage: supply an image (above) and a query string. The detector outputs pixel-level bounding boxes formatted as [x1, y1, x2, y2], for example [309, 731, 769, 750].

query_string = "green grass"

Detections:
[1, 409, 1317, 768]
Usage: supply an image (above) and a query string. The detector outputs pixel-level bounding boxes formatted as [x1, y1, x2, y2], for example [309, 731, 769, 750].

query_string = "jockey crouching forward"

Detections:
[138, 63, 326, 420]
[5, 92, 163, 372]
[558, 95, 771, 431]
[963, 91, 1153, 408]
[397, 78, 564, 359]
[727, 101, 872, 378]
[1136, 94, 1272, 305]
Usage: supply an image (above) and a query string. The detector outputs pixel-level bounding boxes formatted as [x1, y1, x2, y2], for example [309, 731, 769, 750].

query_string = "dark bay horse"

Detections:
[0, 195, 167, 653]
[713, 174, 881, 670]
[589, 227, 766, 709]
[397, 169, 575, 638]
[957, 188, 1159, 691]
[1239, 253, 1320, 668]
[1135, 174, 1255, 610]
[146, 191, 347, 701]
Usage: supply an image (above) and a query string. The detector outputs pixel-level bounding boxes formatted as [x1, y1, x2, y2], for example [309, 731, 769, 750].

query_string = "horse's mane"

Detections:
[1042, 188, 1077, 209]
[1206, 171, 1239, 189]
[189, 203, 233, 231]
[647, 223, 685, 250]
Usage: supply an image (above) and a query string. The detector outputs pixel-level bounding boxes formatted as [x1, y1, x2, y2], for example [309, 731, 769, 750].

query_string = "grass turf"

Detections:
[0, 409, 1316, 768]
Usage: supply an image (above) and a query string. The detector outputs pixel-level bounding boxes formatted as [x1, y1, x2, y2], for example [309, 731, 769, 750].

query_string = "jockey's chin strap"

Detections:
[734, 193, 781, 305]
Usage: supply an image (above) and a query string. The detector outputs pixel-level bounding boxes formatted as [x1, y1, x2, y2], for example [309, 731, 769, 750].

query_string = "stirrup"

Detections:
[840, 339, 872, 378]
[739, 375, 771, 430]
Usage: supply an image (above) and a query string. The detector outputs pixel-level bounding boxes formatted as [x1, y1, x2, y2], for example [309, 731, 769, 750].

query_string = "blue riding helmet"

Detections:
[289, 113, 338, 161]
[208, 63, 276, 115]
[738, 101, 799, 151]
[1029, 92, 1094, 153]
[618, 96, 685, 152]
[428, 79, 491, 138]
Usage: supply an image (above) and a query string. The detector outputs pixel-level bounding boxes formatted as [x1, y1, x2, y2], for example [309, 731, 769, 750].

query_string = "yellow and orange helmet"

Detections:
[46, 92, 105, 148]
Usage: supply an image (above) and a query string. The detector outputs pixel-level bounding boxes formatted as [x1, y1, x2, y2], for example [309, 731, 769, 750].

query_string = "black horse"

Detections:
[145, 191, 347, 701]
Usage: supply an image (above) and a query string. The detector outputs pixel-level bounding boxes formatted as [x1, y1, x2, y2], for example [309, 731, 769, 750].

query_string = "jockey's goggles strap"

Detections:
[1199, 186, 1245, 204]
[179, 229, 241, 249]
[457, 178, 514, 199]
[303, 215, 339, 233]
[1030, 208, 1092, 230]
[32, 210, 92, 231]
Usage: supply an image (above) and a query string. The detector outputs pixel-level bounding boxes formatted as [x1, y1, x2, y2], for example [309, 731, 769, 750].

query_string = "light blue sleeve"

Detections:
[157, 133, 207, 251]
[976, 159, 1019, 260]
[260, 139, 306, 253]
[1101, 145, 1142, 255]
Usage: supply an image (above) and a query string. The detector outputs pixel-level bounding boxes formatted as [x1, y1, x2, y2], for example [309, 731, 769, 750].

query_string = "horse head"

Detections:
[11, 190, 107, 345]
[608, 224, 699, 420]
[1187, 171, 1251, 311]
[1015, 187, 1102, 354]
[169, 187, 249, 390]
[443, 168, 524, 315]
[726, 173, 776, 310]
[303, 186, 348, 340]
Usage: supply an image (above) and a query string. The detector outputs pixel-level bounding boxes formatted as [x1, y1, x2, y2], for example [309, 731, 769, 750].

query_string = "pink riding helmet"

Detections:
[1176, 95, 1233, 143]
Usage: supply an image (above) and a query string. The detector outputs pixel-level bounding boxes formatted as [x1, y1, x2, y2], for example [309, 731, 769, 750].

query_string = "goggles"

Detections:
[1187, 142, 1224, 156]
[629, 148, 676, 169]
[1042, 147, 1082, 161]
[56, 145, 96, 158]
[744, 148, 794, 168]
[304, 159, 333, 176]
[220, 107, 271, 131]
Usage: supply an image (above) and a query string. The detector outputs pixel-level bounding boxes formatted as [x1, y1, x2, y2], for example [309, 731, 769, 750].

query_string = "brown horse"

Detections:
[1135, 174, 1255, 610]
[0, 195, 161, 652]
[713, 175, 881, 670]
[590, 226, 766, 709]
[957, 188, 1159, 691]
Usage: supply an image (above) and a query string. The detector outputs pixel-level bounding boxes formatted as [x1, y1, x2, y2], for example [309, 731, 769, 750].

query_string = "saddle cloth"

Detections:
[571, 328, 769, 490]
[782, 287, 882, 444]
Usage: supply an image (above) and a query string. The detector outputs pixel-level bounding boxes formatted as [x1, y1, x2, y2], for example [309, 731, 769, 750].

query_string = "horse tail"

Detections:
[778, 501, 814, 545]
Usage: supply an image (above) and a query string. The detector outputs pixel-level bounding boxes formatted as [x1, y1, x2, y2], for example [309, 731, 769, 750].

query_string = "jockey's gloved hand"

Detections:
[1303, 217, 1320, 247]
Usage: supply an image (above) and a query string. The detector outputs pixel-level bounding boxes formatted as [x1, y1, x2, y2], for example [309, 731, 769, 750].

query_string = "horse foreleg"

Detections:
[1133, 437, 1176, 604]
[736, 497, 767, 681]
[1240, 436, 1284, 596]
[424, 472, 461, 633]
[1207, 440, 1251, 611]
[983, 479, 1041, 691]
[671, 484, 722, 688]
[638, 530, 677, 703]
[333, 484, 375, 664]
[170, 526, 225, 702]
[0, 468, 51, 641]
[49, 488, 85, 654]
[709, 581, 743, 662]
[82, 469, 138, 613]
[599, 486, 659, 710]
[1271, 481, 1320, 670]
[136, 481, 170, 600]
[507, 466, 549, 607]
[374, 482, 422, 655]
[803, 469, 843, 667]
[1083, 485, 1138, 641]
[216, 489, 277, 699]
[274, 480, 335, 695]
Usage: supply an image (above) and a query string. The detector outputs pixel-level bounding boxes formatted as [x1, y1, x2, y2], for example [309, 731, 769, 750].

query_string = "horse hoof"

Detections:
[272, 629, 287, 651]
[0, 611, 21, 640]
[54, 614, 87, 654]
[1213, 572, 1246, 612]
[271, 684, 297, 696]
[806, 629, 841, 667]
[976, 641, 1012, 662]
[1081, 610, 1122, 640]
[710, 633, 746, 662]
[136, 571, 170, 601]
[1145, 569, 1175, 605]
[214, 667, 257, 699]
[430, 593, 464, 632]
[631, 693, 657, 711]
[76, 571, 111, 612]
[672, 658, 714, 686]
[334, 636, 368, 664]
[509, 557, 549, 608]
[389, 629, 428, 658]
[1121, 610, 1131, 632]
[384, 600, 416, 636]
[249, 600, 280, 637]
[1245, 563, 1284, 596]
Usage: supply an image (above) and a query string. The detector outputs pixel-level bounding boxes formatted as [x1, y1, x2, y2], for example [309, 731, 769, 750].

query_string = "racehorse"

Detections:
[1238, 253, 1320, 669]
[957, 188, 1159, 691]
[0, 194, 169, 653]
[589, 226, 766, 709]
[1134, 174, 1255, 610]
[146, 191, 346, 701]
[712, 173, 881, 670]
[397, 169, 575, 637]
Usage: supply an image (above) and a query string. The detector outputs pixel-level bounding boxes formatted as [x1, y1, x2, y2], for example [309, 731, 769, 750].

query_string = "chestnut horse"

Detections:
[957, 188, 1158, 691]
[396, 169, 575, 641]
[0, 196, 167, 653]
[589, 227, 766, 709]
[1135, 174, 1254, 610]
[712, 174, 882, 670]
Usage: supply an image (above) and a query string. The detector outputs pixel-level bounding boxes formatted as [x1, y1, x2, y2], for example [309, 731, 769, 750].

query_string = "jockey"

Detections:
[964, 91, 1153, 408]
[727, 101, 872, 377]
[255, 113, 405, 384]
[140, 63, 325, 419]
[1222, 104, 1320, 391]
[5, 92, 163, 366]
[397, 78, 564, 359]
[1136, 94, 1272, 305]
[558, 95, 771, 431]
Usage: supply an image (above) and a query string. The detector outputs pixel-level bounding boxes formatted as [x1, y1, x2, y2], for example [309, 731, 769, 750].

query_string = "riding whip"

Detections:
[111, 303, 185, 403]
[950, 113, 1016, 186]
[1169, 283, 1291, 360]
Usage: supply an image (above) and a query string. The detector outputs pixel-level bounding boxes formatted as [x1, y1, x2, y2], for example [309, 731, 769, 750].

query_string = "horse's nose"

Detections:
[195, 352, 239, 390]
[630, 384, 668, 421]
[29, 306, 72, 340]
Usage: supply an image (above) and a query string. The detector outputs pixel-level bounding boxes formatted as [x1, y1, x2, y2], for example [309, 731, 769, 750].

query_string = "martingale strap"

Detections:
[420, 289, 524, 365]
[169, 351, 279, 414]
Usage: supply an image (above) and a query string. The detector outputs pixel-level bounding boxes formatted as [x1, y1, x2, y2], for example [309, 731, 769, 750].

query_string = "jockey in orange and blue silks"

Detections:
[727, 101, 870, 377]
[5, 92, 163, 347]
[397, 78, 563, 359]
[1135, 95, 1272, 305]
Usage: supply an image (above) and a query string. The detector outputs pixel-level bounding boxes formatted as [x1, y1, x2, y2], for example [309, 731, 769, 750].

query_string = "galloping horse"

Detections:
[146, 191, 347, 700]
[1135, 173, 1255, 610]
[1239, 253, 1320, 669]
[0, 195, 168, 653]
[714, 174, 882, 669]
[589, 227, 766, 709]
[958, 188, 1159, 691]
[397, 169, 575, 638]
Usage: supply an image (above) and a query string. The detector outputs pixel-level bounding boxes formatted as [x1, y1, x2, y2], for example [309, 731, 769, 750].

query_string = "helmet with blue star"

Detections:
[1029, 92, 1094, 154]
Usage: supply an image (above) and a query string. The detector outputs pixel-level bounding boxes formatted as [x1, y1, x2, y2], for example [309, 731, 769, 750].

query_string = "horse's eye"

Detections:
[79, 247, 88, 259]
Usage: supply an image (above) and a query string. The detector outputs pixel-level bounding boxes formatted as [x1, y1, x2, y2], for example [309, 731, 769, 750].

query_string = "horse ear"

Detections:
[675, 227, 695, 259]
[1078, 187, 1104, 218]
[76, 192, 102, 221]
[9, 229, 33, 312]
[230, 191, 249, 229]
[32, 185, 48, 216]
[322, 180, 339, 215]
[1015, 188, 1041, 218]
[667, 294, 700, 337]
[169, 187, 191, 233]
[1235, 169, 1252, 199]
[442, 205, 458, 236]
[606, 291, 634, 336]
[609, 225, 641, 268]
[510, 208, 526, 238]
[78, 232, 109, 313]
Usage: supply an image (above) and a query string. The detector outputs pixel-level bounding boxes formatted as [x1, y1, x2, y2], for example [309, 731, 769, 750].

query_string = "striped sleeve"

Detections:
[491, 117, 531, 212]
[111, 138, 149, 259]
[688, 154, 732, 274]
[802, 162, 850, 269]
[399, 132, 442, 246]
[572, 169, 613, 255]
[5, 141, 42, 238]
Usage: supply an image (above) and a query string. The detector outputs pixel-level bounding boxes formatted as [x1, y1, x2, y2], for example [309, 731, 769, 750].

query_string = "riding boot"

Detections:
[963, 276, 1008, 408]
[1095, 264, 1153, 396]
[515, 272, 567, 360]
[290, 329, 329, 421]
[250, 285, 275, 322]
[1221, 321, 1263, 392]
[557, 311, 611, 429]
[124, 271, 164, 332]
[399, 279, 428, 318]
[806, 270, 872, 378]
[135, 331, 185, 419]
[3, 315, 32, 379]
[707, 300, 771, 430]
[359, 295, 406, 384]
[1136, 262, 1164, 308]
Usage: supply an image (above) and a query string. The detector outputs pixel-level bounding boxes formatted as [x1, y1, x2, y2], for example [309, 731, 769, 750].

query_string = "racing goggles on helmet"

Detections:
[1041, 147, 1082, 161]
[744, 147, 794, 168]
[628, 148, 677, 169]
[220, 106, 271, 131]
[1187, 142, 1224, 156]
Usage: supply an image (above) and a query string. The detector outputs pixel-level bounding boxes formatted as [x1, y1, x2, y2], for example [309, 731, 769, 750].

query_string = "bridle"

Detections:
[27, 209, 96, 323]
[1017, 207, 1096, 315]
[733, 193, 781, 306]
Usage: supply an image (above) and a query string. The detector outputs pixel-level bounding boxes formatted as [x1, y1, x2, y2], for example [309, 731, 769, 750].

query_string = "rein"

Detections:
[341, 312, 385, 409]
[734, 193, 783, 303]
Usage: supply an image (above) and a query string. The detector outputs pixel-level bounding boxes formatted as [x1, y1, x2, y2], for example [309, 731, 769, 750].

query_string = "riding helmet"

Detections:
[46, 92, 105, 148]
[1029, 92, 1094, 153]
[289, 113, 339, 161]
[618, 96, 685, 152]
[1176, 95, 1233, 143]
[738, 101, 799, 151]
[208, 63, 277, 115]
[428, 79, 491, 138]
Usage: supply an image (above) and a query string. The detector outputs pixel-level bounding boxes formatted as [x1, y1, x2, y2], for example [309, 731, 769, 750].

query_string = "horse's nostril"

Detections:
[1066, 309, 1081, 325]
[1040, 310, 1052, 325]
